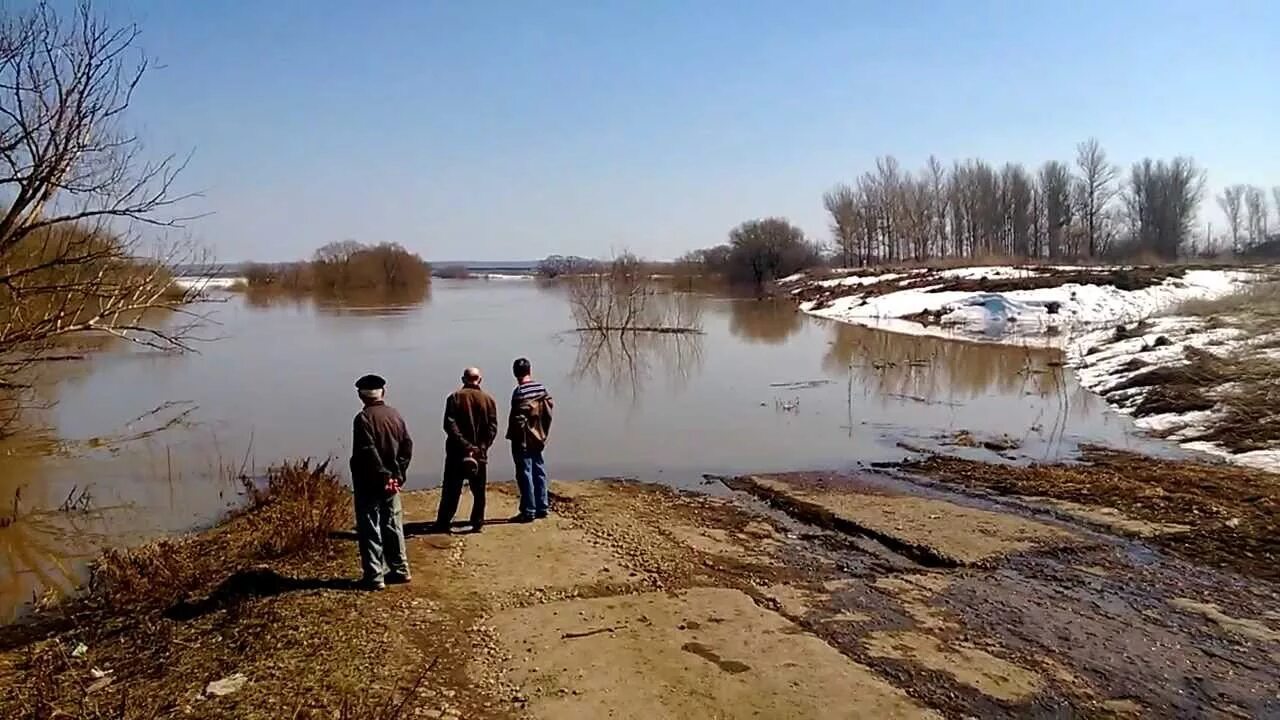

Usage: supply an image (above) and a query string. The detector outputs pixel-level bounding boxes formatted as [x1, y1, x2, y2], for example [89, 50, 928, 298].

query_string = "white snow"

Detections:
[800, 267, 1259, 347]
[1065, 299, 1280, 473]
[815, 271, 911, 288]
[172, 276, 245, 291]
[936, 266, 1044, 280]
[795, 264, 1278, 472]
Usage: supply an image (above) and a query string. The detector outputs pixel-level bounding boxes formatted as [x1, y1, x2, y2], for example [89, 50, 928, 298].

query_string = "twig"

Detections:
[561, 625, 624, 640]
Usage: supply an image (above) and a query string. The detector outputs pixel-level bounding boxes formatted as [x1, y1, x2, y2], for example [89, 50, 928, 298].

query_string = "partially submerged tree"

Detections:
[0, 1, 200, 359]
[725, 217, 820, 288]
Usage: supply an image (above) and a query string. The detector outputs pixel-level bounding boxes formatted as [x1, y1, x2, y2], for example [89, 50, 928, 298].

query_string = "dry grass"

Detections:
[1173, 279, 1280, 329]
[0, 460, 360, 720]
[91, 459, 347, 612]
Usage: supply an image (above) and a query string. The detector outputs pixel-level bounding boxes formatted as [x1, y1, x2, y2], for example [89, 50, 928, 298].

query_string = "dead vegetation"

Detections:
[89, 459, 346, 611]
[569, 254, 703, 334]
[897, 446, 1280, 581]
[0, 459, 354, 719]
[1089, 281, 1280, 452]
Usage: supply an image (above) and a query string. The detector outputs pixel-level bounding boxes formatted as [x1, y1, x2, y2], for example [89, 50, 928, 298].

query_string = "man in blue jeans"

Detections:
[506, 357, 553, 522]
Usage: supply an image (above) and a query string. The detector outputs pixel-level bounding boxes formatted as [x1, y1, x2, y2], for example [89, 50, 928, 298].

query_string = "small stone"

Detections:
[205, 673, 248, 697]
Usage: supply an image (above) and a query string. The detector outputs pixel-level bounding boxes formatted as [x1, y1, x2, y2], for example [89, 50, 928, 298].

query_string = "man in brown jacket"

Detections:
[435, 367, 498, 532]
[350, 374, 413, 590]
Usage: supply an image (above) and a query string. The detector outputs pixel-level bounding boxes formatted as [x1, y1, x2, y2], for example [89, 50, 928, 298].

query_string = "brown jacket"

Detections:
[350, 402, 413, 482]
[443, 385, 498, 461]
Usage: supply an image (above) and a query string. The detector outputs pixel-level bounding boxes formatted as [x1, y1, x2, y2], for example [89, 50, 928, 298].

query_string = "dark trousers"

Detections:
[436, 456, 487, 528]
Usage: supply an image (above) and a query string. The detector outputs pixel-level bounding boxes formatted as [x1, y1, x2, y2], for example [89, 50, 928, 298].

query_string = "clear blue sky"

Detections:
[112, 0, 1278, 262]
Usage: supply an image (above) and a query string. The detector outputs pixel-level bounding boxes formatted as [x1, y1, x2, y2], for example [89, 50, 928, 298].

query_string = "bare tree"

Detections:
[1218, 185, 1246, 254]
[1125, 158, 1205, 260]
[1244, 185, 1269, 249]
[823, 184, 859, 268]
[0, 1, 201, 363]
[1074, 138, 1118, 257]
[925, 156, 949, 259]
[1039, 161, 1073, 259]
[1273, 187, 1280, 233]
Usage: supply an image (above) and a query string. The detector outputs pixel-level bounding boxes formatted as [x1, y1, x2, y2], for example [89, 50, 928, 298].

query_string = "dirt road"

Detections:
[3, 473, 1278, 719]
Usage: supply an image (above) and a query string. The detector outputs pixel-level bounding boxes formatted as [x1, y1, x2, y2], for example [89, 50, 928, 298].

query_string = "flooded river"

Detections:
[0, 279, 1166, 619]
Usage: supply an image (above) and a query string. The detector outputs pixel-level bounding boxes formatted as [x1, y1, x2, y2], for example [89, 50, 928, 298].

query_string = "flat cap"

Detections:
[354, 374, 387, 390]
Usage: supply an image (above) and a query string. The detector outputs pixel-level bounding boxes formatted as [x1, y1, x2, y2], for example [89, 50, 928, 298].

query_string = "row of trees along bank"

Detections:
[678, 141, 1278, 288]
[818, 142, 1215, 266]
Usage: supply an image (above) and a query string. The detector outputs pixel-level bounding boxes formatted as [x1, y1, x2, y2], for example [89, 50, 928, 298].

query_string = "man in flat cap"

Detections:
[435, 367, 498, 533]
[350, 374, 413, 590]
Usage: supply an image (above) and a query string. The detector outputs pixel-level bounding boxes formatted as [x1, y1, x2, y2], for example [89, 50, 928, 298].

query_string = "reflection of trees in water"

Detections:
[572, 330, 704, 404]
[0, 444, 113, 620]
[244, 284, 430, 316]
[727, 299, 805, 345]
[822, 322, 1064, 401]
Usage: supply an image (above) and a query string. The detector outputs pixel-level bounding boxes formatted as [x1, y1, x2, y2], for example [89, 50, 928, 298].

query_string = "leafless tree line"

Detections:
[0, 2, 205, 434]
[1217, 184, 1277, 255]
[822, 139, 1211, 264]
[568, 253, 703, 333]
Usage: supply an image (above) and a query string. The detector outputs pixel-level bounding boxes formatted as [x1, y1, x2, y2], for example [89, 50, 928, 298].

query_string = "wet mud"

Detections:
[4, 468, 1278, 719]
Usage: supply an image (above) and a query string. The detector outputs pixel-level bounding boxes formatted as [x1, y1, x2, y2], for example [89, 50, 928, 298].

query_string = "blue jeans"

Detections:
[512, 447, 548, 518]
[353, 480, 408, 581]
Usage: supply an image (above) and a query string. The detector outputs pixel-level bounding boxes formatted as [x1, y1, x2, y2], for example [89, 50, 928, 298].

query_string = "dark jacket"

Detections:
[506, 384, 553, 451]
[350, 402, 413, 482]
[444, 385, 498, 461]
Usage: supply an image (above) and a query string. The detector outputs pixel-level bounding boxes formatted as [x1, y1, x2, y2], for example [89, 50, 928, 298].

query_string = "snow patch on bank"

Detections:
[1067, 315, 1279, 473]
[172, 276, 245, 291]
[791, 267, 1257, 347]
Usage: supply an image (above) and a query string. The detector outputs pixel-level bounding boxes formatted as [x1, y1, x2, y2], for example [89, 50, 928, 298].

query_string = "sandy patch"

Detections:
[746, 475, 1078, 565]
[490, 588, 941, 719]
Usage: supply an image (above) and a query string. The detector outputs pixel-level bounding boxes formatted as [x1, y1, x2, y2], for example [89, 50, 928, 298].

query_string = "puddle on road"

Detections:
[1, 281, 1170, 620]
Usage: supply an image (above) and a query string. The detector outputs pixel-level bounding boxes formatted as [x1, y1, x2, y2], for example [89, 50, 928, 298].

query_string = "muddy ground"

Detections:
[2, 463, 1279, 719]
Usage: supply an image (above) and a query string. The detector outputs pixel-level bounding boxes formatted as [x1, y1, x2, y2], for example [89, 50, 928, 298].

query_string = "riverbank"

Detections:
[4, 452, 1277, 719]
[783, 264, 1264, 346]
[1067, 281, 1280, 472]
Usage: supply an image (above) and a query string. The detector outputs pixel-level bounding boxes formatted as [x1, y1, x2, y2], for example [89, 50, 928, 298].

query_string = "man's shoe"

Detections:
[362, 577, 386, 591]
[468, 524, 484, 534]
[385, 573, 412, 585]
[511, 514, 535, 524]
[534, 511, 549, 520]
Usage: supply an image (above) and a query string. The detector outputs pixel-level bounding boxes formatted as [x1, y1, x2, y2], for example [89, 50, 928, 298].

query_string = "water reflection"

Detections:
[727, 299, 805, 344]
[245, 284, 430, 315]
[1, 281, 1160, 622]
[572, 330, 704, 404]
[823, 322, 1063, 400]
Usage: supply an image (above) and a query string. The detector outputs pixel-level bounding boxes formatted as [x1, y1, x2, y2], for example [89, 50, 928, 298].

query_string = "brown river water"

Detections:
[0, 279, 1170, 620]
